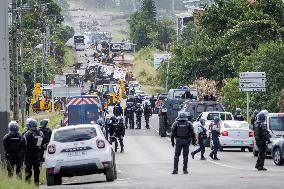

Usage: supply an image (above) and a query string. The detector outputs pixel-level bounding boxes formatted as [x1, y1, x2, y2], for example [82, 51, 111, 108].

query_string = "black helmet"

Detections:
[177, 111, 188, 121]
[39, 119, 49, 128]
[214, 117, 221, 124]
[110, 116, 118, 123]
[117, 116, 124, 123]
[26, 118, 37, 130]
[236, 108, 241, 114]
[257, 110, 268, 122]
[8, 121, 19, 134]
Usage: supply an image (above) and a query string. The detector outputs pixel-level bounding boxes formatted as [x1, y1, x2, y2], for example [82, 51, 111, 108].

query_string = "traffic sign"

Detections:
[240, 78, 266, 83]
[239, 83, 266, 88]
[239, 88, 266, 92]
[240, 72, 266, 78]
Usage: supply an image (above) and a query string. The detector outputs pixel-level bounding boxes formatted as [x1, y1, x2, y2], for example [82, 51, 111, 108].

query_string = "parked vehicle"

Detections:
[213, 121, 254, 152]
[45, 124, 117, 186]
[193, 111, 232, 146]
[253, 113, 284, 156]
[270, 138, 284, 165]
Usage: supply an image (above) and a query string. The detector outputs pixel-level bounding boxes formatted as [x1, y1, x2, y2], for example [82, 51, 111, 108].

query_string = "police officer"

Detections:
[171, 112, 196, 174]
[24, 118, 44, 186]
[116, 116, 125, 153]
[144, 101, 152, 129]
[39, 119, 52, 162]
[191, 118, 207, 160]
[234, 108, 244, 121]
[135, 103, 143, 129]
[108, 116, 119, 152]
[3, 121, 26, 178]
[254, 110, 270, 171]
[209, 117, 221, 160]
[124, 102, 135, 129]
[134, 95, 142, 107]
[113, 102, 123, 117]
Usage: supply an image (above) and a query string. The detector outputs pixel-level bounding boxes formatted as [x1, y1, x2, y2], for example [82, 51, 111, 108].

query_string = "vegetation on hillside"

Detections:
[157, 0, 284, 112]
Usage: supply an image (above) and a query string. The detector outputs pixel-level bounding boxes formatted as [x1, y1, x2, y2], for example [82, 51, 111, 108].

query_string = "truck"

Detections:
[63, 95, 104, 126]
[74, 35, 85, 51]
[158, 87, 198, 137]
[31, 83, 52, 112]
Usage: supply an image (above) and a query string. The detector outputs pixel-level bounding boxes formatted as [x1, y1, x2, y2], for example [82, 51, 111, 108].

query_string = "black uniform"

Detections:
[135, 106, 143, 129]
[3, 133, 26, 177]
[124, 106, 135, 129]
[24, 129, 44, 185]
[113, 104, 123, 117]
[39, 127, 52, 162]
[234, 113, 244, 121]
[171, 120, 195, 173]
[254, 121, 270, 170]
[115, 120, 125, 152]
[144, 105, 152, 129]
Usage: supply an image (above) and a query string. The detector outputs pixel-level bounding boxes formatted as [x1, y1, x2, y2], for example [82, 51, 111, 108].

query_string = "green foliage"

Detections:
[157, 0, 284, 112]
[128, 0, 175, 50]
[0, 170, 37, 189]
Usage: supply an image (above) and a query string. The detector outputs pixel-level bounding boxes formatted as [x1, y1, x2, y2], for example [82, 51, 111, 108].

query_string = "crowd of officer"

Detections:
[170, 109, 271, 174]
[2, 118, 52, 186]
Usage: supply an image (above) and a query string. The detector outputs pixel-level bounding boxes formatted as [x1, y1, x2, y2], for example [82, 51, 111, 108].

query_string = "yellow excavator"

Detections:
[31, 83, 52, 112]
[102, 79, 127, 109]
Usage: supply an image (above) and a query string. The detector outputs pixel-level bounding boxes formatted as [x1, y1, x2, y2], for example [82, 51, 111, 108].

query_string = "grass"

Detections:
[141, 85, 165, 96]
[63, 46, 75, 67]
[112, 29, 128, 41]
[0, 168, 37, 189]
[131, 47, 162, 86]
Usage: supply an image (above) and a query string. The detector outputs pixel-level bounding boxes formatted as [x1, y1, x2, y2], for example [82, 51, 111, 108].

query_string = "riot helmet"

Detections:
[177, 111, 188, 121]
[26, 118, 37, 130]
[96, 119, 104, 126]
[8, 121, 19, 134]
[200, 118, 206, 126]
[39, 119, 49, 128]
[236, 108, 241, 114]
[214, 117, 221, 125]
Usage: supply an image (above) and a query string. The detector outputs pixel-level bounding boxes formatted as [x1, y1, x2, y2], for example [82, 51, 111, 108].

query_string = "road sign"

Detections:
[240, 72, 266, 78]
[240, 78, 266, 83]
[239, 88, 266, 92]
[154, 53, 171, 69]
[239, 83, 266, 88]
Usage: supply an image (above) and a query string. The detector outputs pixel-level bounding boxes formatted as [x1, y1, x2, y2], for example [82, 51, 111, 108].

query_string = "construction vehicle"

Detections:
[101, 79, 127, 109]
[74, 35, 85, 51]
[62, 95, 104, 126]
[31, 83, 52, 112]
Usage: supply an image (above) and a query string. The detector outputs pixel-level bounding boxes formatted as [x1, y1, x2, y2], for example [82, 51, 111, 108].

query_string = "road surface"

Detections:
[40, 114, 284, 189]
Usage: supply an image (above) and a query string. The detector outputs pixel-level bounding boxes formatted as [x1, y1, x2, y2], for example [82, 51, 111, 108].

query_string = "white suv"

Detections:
[45, 124, 117, 186]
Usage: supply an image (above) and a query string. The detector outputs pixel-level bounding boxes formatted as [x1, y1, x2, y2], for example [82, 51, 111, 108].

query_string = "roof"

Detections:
[54, 124, 99, 132]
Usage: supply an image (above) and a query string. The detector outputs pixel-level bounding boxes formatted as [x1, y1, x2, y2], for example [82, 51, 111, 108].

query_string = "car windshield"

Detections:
[223, 122, 249, 129]
[54, 127, 97, 143]
[269, 116, 284, 131]
[207, 113, 219, 120]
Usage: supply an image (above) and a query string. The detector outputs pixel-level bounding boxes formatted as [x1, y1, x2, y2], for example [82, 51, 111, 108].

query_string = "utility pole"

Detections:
[0, 0, 10, 161]
[42, 34, 46, 85]
[12, 0, 19, 121]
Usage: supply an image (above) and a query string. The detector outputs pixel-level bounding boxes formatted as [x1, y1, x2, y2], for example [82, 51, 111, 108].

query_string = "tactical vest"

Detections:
[176, 121, 189, 138]
[6, 134, 24, 156]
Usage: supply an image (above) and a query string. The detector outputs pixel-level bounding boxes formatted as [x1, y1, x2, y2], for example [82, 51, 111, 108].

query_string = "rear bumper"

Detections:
[220, 138, 253, 147]
[45, 158, 113, 176]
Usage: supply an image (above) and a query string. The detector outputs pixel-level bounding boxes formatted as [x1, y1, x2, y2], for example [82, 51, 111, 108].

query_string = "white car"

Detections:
[216, 120, 254, 151]
[45, 124, 117, 186]
[194, 111, 234, 146]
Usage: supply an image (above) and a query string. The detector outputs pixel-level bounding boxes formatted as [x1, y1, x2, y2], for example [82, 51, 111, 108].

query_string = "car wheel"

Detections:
[253, 148, 258, 157]
[46, 170, 56, 186]
[54, 174, 62, 185]
[106, 166, 115, 182]
[241, 147, 246, 152]
[159, 115, 167, 137]
[248, 147, 253, 152]
[273, 148, 284, 166]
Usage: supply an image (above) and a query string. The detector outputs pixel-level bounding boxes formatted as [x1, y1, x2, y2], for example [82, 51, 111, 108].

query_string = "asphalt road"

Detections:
[40, 114, 284, 189]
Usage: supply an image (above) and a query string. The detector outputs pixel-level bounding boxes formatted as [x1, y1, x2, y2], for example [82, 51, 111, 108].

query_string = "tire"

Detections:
[253, 148, 259, 157]
[46, 170, 56, 186]
[273, 148, 284, 166]
[159, 115, 167, 137]
[241, 147, 246, 152]
[106, 166, 115, 182]
[248, 147, 253, 152]
[54, 174, 62, 185]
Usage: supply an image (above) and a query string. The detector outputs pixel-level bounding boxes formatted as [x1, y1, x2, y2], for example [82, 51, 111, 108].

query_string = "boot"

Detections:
[172, 170, 178, 174]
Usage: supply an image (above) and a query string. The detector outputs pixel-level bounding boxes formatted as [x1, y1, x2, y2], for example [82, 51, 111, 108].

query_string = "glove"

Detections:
[171, 142, 175, 147]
